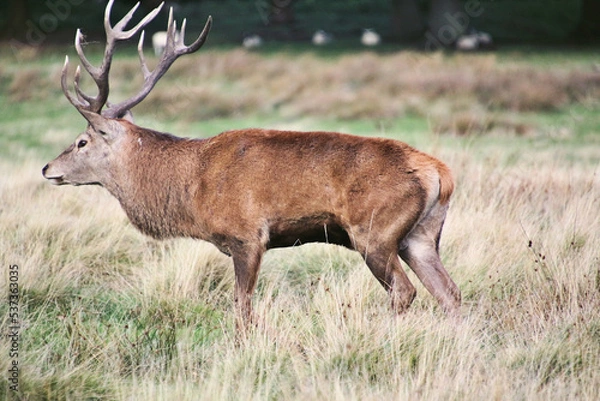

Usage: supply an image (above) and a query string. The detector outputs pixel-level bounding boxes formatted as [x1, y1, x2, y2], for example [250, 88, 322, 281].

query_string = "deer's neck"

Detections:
[106, 131, 206, 240]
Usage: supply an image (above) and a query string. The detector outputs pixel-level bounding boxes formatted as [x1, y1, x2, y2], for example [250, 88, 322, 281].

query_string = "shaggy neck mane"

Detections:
[108, 123, 205, 239]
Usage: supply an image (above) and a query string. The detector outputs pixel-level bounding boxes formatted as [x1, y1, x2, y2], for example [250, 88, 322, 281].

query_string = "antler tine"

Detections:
[163, 6, 177, 53]
[179, 15, 213, 55]
[61, 56, 89, 112]
[74, 30, 99, 77]
[137, 31, 151, 80]
[179, 18, 188, 46]
[104, 14, 213, 119]
[104, 0, 138, 36]
[73, 65, 97, 105]
[73, 27, 113, 113]
[106, 0, 164, 41]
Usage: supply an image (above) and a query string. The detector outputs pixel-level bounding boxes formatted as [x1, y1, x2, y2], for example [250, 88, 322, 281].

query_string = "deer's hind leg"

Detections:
[399, 203, 460, 314]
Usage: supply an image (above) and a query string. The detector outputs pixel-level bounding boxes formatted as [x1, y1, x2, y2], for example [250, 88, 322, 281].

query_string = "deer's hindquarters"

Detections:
[196, 130, 459, 324]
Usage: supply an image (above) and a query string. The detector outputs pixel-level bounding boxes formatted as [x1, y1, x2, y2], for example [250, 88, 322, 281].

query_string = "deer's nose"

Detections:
[42, 164, 49, 176]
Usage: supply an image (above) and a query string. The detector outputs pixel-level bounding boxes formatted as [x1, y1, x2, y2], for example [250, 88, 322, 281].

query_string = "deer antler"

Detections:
[105, 7, 212, 118]
[61, 0, 212, 119]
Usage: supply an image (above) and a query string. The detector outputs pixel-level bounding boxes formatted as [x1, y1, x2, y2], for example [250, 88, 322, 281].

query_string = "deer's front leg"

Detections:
[231, 244, 264, 330]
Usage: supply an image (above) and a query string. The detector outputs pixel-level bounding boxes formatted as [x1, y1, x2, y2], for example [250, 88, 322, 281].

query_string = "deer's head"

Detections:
[42, 0, 211, 186]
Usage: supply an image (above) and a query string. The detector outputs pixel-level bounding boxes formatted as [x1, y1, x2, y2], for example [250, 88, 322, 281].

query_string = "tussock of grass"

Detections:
[433, 111, 535, 136]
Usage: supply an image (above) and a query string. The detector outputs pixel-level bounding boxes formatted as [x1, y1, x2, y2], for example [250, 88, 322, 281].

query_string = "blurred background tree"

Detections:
[1, 0, 598, 45]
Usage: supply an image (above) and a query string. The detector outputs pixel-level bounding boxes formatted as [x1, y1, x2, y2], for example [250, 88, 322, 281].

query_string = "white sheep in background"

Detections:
[152, 31, 180, 56]
[361, 29, 380, 47]
[476, 31, 493, 48]
[456, 34, 478, 51]
[312, 30, 333, 46]
[243, 34, 263, 49]
[456, 29, 494, 51]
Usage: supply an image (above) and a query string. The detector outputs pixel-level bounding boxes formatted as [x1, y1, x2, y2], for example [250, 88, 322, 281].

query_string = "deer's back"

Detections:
[193, 129, 441, 249]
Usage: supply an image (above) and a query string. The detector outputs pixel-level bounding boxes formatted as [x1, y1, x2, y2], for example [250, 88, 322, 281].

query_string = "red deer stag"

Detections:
[43, 0, 461, 327]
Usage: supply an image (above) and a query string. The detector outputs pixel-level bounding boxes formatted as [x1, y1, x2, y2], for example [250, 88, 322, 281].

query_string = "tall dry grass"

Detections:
[1, 131, 599, 399]
[134, 50, 600, 123]
[1, 47, 599, 399]
[5, 49, 600, 127]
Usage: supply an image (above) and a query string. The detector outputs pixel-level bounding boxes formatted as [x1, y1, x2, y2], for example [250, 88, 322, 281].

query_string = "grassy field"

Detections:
[1, 43, 599, 400]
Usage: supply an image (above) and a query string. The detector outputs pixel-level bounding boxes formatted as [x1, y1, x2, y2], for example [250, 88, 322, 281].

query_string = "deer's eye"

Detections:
[77, 139, 88, 148]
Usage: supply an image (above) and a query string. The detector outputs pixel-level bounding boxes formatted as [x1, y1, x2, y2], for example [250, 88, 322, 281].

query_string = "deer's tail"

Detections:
[436, 160, 454, 206]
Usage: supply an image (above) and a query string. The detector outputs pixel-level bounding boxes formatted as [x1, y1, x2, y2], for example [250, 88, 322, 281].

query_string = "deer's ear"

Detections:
[118, 109, 135, 123]
[79, 110, 126, 139]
